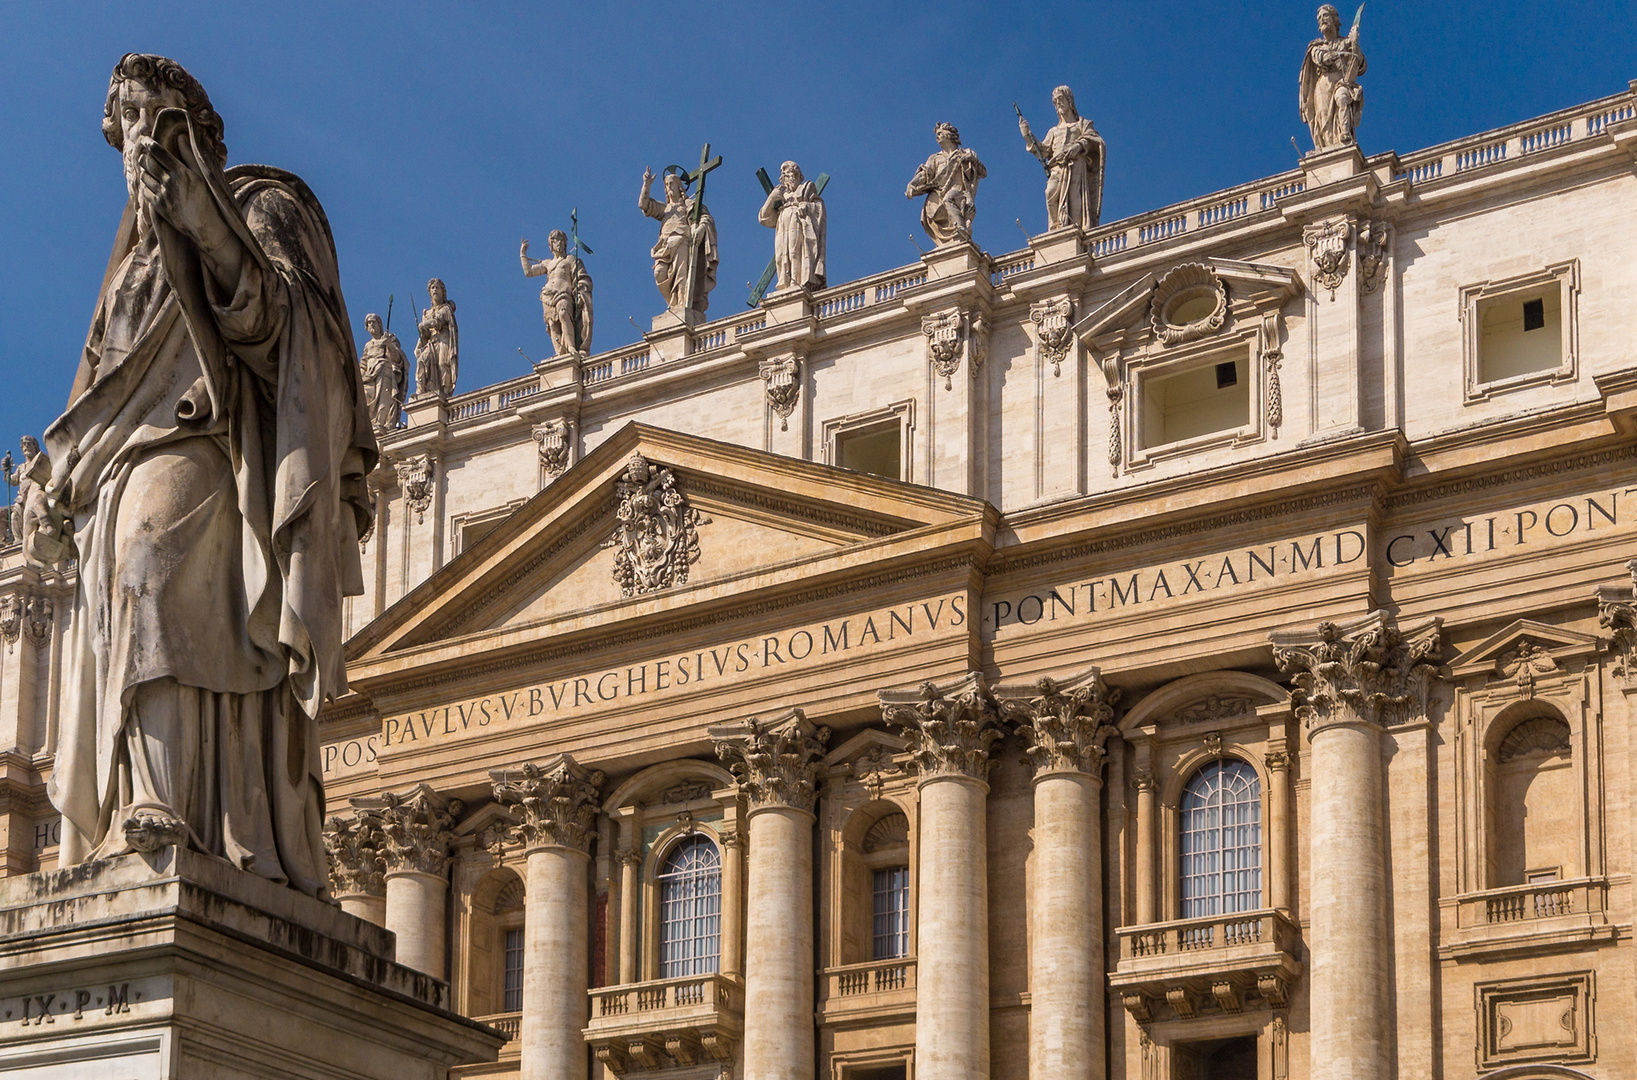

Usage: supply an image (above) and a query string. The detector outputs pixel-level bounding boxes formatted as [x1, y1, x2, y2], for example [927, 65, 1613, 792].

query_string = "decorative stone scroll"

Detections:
[1101, 353, 1124, 477]
[532, 418, 573, 479]
[709, 708, 830, 814]
[879, 673, 1002, 781]
[1029, 298, 1075, 377]
[0, 595, 18, 651]
[1303, 220, 1351, 301]
[490, 755, 606, 853]
[1357, 220, 1388, 294]
[1149, 263, 1228, 345]
[323, 814, 387, 898]
[351, 784, 461, 877]
[758, 356, 800, 431]
[921, 311, 965, 390]
[995, 668, 1122, 776]
[395, 453, 435, 524]
[1270, 611, 1443, 733]
[603, 452, 710, 598]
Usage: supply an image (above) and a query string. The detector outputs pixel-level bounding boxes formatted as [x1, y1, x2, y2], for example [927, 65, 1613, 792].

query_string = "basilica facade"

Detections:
[4, 77, 1637, 1080]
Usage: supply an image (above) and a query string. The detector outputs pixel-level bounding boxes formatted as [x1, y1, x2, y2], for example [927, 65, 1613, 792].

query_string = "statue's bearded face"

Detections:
[366, 316, 383, 337]
[1318, 7, 1339, 37]
[116, 80, 186, 199]
[781, 162, 802, 190]
[664, 175, 685, 203]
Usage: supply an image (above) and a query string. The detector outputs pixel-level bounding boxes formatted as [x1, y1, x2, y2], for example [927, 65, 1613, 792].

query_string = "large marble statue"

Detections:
[1300, 4, 1366, 150]
[6, 438, 51, 556]
[758, 160, 826, 292]
[27, 54, 374, 893]
[359, 312, 408, 433]
[1017, 86, 1106, 232]
[520, 230, 594, 357]
[906, 122, 986, 246]
[640, 167, 719, 317]
[414, 277, 458, 397]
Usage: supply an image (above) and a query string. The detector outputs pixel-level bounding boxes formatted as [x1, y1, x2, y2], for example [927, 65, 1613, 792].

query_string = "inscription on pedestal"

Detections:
[5, 981, 148, 1026]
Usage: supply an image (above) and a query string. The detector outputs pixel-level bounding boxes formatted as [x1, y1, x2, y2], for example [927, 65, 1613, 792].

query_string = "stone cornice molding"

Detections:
[709, 709, 830, 814]
[489, 754, 607, 854]
[351, 783, 462, 877]
[879, 672, 1002, 783]
[1271, 611, 1443, 735]
[994, 668, 1122, 778]
[323, 813, 386, 898]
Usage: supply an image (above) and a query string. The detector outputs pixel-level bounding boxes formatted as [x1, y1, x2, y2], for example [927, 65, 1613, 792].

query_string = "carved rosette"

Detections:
[1303, 220, 1352, 301]
[490, 755, 606, 854]
[879, 673, 1002, 782]
[921, 311, 965, 390]
[709, 709, 830, 814]
[1029, 298, 1075, 377]
[995, 669, 1122, 777]
[603, 452, 710, 598]
[324, 814, 387, 898]
[0, 595, 19, 651]
[1271, 612, 1443, 734]
[1358, 220, 1388, 294]
[395, 453, 435, 524]
[351, 784, 461, 877]
[532, 418, 574, 479]
[758, 356, 800, 431]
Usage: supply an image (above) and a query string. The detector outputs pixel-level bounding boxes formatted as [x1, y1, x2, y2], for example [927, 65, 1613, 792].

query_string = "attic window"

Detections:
[838, 425, 901, 480]
[1141, 353, 1250, 448]
[1462, 261, 1578, 402]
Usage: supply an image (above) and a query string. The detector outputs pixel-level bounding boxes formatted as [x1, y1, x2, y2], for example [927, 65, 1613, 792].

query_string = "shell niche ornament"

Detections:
[1150, 263, 1229, 345]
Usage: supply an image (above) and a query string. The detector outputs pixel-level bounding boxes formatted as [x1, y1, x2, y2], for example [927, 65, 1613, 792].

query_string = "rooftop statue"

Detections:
[520, 229, 594, 357]
[1300, 4, 1367, 150]
[906, 122, 986, 246]
[758, 160, 827, 292]
[414, 277, 458, 397]
[29, 54, 374, 893]
[5, 437, 51, 558]
[359, 312, 408, 434]
[640, 148, 721, 319]
[1017, 86, 1105, 232]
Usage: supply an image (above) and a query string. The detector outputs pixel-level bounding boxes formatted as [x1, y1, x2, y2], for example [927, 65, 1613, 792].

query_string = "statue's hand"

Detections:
[134, 136, 231, 251]
[520, 238, 531, 258]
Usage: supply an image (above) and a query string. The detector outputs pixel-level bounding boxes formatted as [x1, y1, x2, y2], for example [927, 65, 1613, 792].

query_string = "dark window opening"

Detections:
[1215, 361, 1239, 389]
[1523, 297, 1546, 331]
[1171, 1034, 1258, 1080]
[837, 425, 901, 480]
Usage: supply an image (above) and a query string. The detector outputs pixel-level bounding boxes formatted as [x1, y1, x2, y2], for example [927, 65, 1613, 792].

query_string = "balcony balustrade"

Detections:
[817, 957, 917, 1027]
[1441, 877, 1613, 959]
[1109, 909, 1301, 1022]
[584, 973, 741, 1076]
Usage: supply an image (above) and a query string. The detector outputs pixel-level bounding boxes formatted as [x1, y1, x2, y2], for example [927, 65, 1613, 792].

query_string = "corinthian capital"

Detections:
[323, 813, 386, 898]
[994, 668, 1122, 777]
[1597, 571, 1637, 682]
[490, 755, 606, 853]
[709, 709, 830, 814]
[879, 673, 1001, 782]
[351, 783, 461, 877]
[1271, 611, 1442, 733]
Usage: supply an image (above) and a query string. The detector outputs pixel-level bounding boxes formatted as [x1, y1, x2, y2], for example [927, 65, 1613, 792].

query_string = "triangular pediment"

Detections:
[1449, 619, 1603, 680]
[347, 424, 992, 675]
[1072, 257, 1303, 345]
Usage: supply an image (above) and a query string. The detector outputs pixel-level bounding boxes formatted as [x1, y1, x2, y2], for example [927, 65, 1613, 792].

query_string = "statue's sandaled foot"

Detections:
[122, 808, 189, 853]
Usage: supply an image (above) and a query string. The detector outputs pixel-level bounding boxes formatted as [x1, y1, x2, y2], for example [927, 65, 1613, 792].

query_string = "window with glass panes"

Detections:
[872, 866, 910, 959]
[502, 927, 524, 1012]
[658, 835, 722, 977]
[1180, 759, 1262, 918]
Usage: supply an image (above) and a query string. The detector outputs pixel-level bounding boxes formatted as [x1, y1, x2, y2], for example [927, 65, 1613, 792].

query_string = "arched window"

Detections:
[658, 835, 721, 977]
[865, 813, 911, 959]
[1491, 713, 1574, 886]
[1180, 759, 1262, 918]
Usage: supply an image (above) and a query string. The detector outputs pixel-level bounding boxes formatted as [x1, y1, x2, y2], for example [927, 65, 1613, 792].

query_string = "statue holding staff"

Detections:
[520, 229, 594, 357]
[639, 160, 719, 318]
[1017, 86, 1105, 232]
[414, 277, 458, 397]
[359, 312, 408, 433]
[1300, 4, 1367, 150]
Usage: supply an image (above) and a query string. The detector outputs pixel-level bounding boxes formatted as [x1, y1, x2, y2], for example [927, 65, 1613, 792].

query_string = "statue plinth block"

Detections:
[1301, 142, 1366, 186]
[1028, 225, 1087, 267]
[0, 849, 502, 1079]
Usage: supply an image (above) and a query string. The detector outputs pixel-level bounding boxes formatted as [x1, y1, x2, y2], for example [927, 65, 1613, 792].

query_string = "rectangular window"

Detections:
[1141, 356, 1250, 449]
[838, 424, 902, 480]
[503, 927, 524, 1012]
[1479, 287, 1562, 384]
[871, 866, 910, 959]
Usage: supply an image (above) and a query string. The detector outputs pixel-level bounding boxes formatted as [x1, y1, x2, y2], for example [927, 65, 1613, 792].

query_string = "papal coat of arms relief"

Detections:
[603, 452, 711, 597]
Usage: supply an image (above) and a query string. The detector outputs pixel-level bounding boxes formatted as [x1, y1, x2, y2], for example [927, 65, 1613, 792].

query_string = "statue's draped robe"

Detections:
[642, 193, 718, 315]
[360, 332, 406, 431]
[1300, 37, 1366, 149]
[909, 147, 986, 245]
[416, 302, 458, 396]
[523, 253, 594, 355]
[1039, 118, 1105, 231]
[45, 112, 373, 896]
[758, 181, 826, 291]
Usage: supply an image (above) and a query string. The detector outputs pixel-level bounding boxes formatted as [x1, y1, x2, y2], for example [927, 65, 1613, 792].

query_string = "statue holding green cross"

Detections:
[639, 143, 721, 318]
[751, 161, 828, 303]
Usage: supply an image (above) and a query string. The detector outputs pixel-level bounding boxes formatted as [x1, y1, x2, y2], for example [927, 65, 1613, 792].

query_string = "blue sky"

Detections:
[2, 1, 1633, 466]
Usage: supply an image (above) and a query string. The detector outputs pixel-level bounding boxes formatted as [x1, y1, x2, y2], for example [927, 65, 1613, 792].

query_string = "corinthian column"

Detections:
[354, 784, 459, 978]
[880, 674, 1002, 1080]
[709, 710, 829, 1080]
[492, 756, 606, 1080]
[1272, 612, 1441, 1080]
[323, 813, 387, 925]
[996, 670, 1121, 1080]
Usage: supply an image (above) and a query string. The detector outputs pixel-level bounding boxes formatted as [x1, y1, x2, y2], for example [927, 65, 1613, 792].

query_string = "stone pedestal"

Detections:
[0, 848, 502, 1079]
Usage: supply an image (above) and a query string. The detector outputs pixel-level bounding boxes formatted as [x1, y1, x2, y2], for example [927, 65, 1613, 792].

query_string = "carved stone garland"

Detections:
[995, 670, 1122, 775]
[1303, 220, 1352, 301]
[1030, 298, 1075, 377]
[602, 452, 710, 598]
[323, 814, 387, 898]
[758, 356, 800, 431]
[921, 311, 965, 390]
[351, 785, 461, 877]
[532, 418, 574, 479]
[395, 453, 435, 524]
[1272, 614, 1442, 731]
[1101, 353, 1124, 477]
[489, 755, 606, 853]
[1259, 312, 1284, 435]
[710, 710, 830, 813]
[879, 674, 1001, 781]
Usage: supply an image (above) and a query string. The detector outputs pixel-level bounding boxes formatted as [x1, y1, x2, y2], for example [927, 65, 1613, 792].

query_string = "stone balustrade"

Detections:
[585, 973, 742, 1075]
[1441, 877, 1614, 960]
[1110, 909, 1302, 1021]
[817, 959, 917, 1026]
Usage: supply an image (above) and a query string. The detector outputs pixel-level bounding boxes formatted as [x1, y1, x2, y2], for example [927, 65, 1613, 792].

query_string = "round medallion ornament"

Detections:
[1150, 263, 1229, 345]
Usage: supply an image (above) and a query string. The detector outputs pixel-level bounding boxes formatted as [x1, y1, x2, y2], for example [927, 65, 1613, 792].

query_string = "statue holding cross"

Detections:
[755, 161, 827, 298]
[639, 144, 721, 319]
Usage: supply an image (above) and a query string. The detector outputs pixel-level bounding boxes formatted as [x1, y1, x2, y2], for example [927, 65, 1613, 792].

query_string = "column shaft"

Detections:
[916, 775, 990, 1080]
[720, 831, 744, 979]
[742, 807, 814, 1080]
[1267, 757, 1291, 912]
[1134, 778, 1157, 924]
[619, 851, 639, 984]
[385, 869, 446, 978]
[1029, 771, 1102, 1080]
[339, 893, 387, 926]
[523, 846, 590, 1080]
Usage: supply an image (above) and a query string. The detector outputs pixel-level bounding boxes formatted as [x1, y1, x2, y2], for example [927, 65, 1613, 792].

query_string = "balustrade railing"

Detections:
[822, 958, 917, 1001]
[589, 973, 738, 1022]
[1117, 909, 1298, 965]
[817, 289, 867, 318]
[875, 270, 927, 302]
[990, 253, 1035, 286]
[476, 1012, 521, 1040]
[1455, 878, 1604, 929]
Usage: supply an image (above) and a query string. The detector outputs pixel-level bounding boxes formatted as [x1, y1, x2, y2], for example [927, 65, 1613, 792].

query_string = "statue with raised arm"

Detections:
[520, 230, 594, 357]
[29, 54, 374, 891]
[359, 312, 407, 433]
[906, 122, 986, 246]
[8, 437, 54, 563]
[758, 160, 826, 292]
[1018, 86, 1105, 232]
[1300, 4, 1366, 150]
[414, 277, 458, 397]
[639, 167, 718, 317]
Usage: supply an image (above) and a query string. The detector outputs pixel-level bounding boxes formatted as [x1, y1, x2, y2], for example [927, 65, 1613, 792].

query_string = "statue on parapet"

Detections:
[359, 312, 408, 434]
[758, 160, 826, 292]
[1017, 86, 1105, 232]
[1300, 4, 1366, 150]
[640, 166, 719, 318]
[6, 437, 52, 558]
[414, 277, 458, 397]
[906, 122, 986, 246]
[520, 230, 594, 357]
[29, 54, 373, 892]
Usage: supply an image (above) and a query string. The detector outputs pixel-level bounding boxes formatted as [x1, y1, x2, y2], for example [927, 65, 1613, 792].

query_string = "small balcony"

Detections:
[817, 958, 917, 1027]
[1440, 877, 1614, 959]
[1109, 909, 1302, 1022]
[584, 974, 742, 1075]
